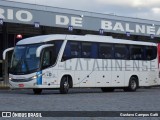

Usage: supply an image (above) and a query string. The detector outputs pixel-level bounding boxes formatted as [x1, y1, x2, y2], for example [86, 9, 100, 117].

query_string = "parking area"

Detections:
[0, 87, 160, 112]
[0, 87, 160, 120]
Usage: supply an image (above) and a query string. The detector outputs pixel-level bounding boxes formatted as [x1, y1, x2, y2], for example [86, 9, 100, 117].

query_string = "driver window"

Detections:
[42, 50, 52, 68]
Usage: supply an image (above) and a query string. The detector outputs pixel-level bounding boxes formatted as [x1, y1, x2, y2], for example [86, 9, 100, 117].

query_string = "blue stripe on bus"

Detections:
[36, 71, 42, 85]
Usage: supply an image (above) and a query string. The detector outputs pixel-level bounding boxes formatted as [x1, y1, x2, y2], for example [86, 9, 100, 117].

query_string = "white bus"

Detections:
[3, 34, 160, 94]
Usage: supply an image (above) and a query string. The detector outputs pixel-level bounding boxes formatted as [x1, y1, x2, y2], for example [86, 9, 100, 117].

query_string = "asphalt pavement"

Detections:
[0, 87, 160, 120]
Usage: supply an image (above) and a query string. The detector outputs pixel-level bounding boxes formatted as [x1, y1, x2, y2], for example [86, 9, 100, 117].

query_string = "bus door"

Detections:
[36, 44, 55, 85]
[41, 46, 56, 85]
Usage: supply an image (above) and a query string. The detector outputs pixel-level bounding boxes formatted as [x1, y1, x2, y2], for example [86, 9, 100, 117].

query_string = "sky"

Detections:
[3, 0, 160, 21]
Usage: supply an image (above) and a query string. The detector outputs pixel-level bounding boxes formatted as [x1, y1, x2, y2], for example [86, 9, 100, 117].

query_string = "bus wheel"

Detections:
[60, 77, 70, 94]
[124, 77, 138, 92]
[101, 87, 114, 92]
[33, 89, 42, 95]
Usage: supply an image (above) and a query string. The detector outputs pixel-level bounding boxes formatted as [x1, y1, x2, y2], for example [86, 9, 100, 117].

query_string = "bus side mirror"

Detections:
[3, 47, 14, 60]
[36, 44, 54, 57]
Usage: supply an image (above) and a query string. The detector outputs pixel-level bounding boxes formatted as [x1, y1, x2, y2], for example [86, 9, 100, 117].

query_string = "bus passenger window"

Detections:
[152, 47, 157, 60]
[82, 43, 92, 58]
[130, 46, 143, 60]
[99, 44, 113, 59]
[114, 44, 127, 59]
[146, 46, 153, 60]
[62, 41, 81, 61]
[145, 46, 157, 60]
[70, 42, 81, 58]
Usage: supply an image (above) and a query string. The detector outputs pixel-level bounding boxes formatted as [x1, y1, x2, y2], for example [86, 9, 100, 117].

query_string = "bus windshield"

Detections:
[10, 44, 42, 74]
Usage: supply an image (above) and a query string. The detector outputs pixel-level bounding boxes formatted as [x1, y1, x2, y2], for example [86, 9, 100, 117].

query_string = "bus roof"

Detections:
[17, 34, 157, 46]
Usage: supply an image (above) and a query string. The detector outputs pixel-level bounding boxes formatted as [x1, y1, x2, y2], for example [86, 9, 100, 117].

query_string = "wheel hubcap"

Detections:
[131, 80, 136, 90]
[64, 81, 69, 90]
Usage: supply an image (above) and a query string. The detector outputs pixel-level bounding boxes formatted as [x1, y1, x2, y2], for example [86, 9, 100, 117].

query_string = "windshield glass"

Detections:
[10, 44, 42, 74]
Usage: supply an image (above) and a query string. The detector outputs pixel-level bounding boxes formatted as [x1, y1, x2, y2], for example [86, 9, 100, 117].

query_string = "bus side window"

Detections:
[145, 46, 152, 60]
[145, 46, 157, 60]
[70, 42, 81, 58]
[114, 44, 127, 59]
[82, 42, 92, 58]
[99, 43, 113, 59]
[62, 41, 81, 61]
[153, 46, 157, 60]
[130, 46, 143, 60]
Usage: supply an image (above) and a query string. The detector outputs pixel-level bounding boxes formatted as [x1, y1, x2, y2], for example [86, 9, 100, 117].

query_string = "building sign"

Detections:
[56, 15, 82, 27]
[0, 8, 33, 22]
[0, 6, 160, 37]
[101, 20, 160, 36]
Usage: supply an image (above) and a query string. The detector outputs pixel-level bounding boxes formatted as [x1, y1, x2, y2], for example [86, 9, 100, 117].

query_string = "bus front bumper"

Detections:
[9, 79, 59, 89]
[9, 79, 38, 89]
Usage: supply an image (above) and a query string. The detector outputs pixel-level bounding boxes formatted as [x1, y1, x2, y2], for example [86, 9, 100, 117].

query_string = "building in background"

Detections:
[0, 0, 160, 83]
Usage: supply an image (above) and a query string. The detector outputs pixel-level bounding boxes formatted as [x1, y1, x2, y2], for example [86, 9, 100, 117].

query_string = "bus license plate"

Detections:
[18, 84, 24, 88]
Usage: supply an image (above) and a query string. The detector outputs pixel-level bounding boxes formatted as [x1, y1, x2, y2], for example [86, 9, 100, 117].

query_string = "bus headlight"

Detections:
[30, 73, 44, 80]
[9, 77, 13, 80]
[31, 75, 38, 80]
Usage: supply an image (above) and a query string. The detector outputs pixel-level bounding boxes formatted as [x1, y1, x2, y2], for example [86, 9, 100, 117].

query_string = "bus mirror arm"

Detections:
[3, 47, 14, 60]
[36, 44, 54, 57]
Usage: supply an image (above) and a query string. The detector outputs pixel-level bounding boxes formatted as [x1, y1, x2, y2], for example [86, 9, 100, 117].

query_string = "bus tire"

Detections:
[60, 76, 70, 94]
[101, 87, 114, 92]
[33, 89, 42, 95]
[124, 77, 138, 92]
